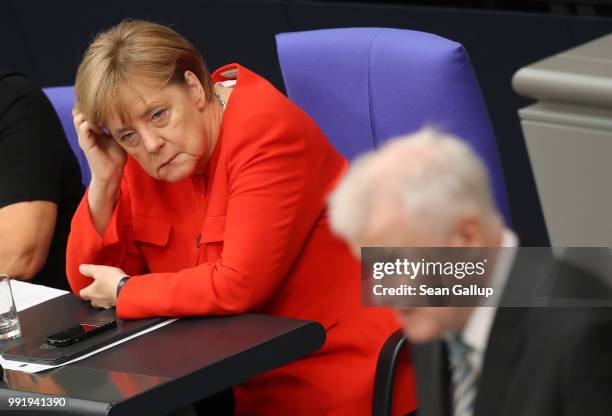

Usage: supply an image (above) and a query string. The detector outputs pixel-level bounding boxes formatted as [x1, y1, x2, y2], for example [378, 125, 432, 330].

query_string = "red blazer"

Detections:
[67, 64, 416, 415]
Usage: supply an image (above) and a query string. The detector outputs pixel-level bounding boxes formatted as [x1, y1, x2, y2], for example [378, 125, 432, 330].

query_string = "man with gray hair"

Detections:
[329, 128, 612, 416]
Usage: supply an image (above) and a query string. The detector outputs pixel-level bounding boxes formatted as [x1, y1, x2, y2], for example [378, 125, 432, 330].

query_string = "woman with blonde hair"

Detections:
[67, 19, 416, 415]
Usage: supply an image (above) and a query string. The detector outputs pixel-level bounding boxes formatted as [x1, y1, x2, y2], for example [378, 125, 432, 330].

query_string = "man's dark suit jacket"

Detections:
[412, 251, 612, 416]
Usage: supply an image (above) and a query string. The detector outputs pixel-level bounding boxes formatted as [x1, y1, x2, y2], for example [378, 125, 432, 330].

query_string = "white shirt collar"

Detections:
[459, 228, 518, 374]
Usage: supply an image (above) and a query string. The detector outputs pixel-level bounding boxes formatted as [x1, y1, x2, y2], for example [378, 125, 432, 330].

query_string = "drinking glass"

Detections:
[0, 274, 21, 339]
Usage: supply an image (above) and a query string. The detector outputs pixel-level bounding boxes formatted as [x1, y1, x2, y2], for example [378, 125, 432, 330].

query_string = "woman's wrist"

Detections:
[116, 276, 131, 300]
[89, 176, 121, 203]
[88, 177, 122, 233]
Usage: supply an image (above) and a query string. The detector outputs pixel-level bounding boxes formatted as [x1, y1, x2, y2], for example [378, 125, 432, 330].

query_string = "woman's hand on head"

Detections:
[73, 109, 127, 234]
[78, 264, 127, 309]
[72, 109, 127, 185]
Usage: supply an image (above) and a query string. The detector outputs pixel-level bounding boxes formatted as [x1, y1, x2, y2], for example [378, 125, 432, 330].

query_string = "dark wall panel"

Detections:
[5, 0, 290, 89]
[0, 1, 37, 76]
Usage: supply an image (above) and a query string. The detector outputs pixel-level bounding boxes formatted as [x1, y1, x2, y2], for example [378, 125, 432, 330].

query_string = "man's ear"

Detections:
[183, 70, 205, 109]
[448, 213, 485, 247]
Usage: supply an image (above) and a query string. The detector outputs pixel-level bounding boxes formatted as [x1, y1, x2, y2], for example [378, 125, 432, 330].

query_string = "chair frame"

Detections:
[372, 329, 410, 416]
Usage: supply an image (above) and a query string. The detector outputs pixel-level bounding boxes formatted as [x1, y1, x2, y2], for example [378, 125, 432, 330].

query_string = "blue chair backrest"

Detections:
[43, 86, 91, 186]
[276, 27, 511, 224]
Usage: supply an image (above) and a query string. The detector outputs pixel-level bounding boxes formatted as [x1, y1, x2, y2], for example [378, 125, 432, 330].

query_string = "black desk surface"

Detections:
[0, 294, 326, 415]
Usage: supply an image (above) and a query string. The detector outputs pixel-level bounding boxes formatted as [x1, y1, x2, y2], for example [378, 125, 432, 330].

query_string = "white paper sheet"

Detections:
[9, 279, 69, 312]
[0, 318, 178, 373]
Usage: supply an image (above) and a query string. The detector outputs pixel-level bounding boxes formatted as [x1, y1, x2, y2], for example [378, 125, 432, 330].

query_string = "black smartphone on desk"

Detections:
[45, 317, 116, 347]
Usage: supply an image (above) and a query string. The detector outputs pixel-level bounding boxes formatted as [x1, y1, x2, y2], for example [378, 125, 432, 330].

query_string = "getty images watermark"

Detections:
[371, 256, 492, 297]
[361, 247, 612, 308]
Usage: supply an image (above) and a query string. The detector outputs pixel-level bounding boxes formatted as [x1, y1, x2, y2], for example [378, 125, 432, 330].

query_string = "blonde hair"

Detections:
[75, 19, 213, 127]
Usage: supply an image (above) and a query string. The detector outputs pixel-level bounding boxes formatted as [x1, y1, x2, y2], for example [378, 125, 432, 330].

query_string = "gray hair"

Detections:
[328, 127, 501, 241]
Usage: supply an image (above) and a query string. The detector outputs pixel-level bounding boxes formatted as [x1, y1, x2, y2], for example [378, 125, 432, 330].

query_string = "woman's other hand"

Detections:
[73, 109, 127, 234]
[78, 264, 127, 309]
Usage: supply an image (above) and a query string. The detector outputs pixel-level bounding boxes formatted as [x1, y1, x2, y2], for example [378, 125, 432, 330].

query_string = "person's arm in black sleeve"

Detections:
[0, 74, 65, 279]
